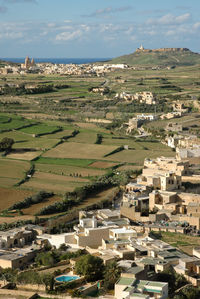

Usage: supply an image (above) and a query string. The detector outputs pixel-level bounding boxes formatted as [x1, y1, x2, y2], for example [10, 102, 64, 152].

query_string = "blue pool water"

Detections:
[55, 275, 80, 282]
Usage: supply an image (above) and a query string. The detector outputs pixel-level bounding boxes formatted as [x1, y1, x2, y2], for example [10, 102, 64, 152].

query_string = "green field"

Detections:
[105, 147, 175, 165]
[0, 115, 10, 123]
[0, 131, 59, 151]
[13, 137, 59, 150]
[40, 129, 74, 139]
[71, 129, 98, 144]
[0, 116, 34, 131]
[20, 124, 60, 135]
[35, 157, 95, 167]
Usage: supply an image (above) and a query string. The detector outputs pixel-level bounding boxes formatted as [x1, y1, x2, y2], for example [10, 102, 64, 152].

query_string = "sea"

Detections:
[0, 58, 111, 65]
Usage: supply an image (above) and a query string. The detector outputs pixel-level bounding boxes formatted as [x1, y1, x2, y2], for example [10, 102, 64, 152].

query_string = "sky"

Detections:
[0, 0, 200, 58]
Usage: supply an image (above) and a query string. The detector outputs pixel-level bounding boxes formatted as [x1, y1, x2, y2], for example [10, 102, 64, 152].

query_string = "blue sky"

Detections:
[0, 0, 200, 58]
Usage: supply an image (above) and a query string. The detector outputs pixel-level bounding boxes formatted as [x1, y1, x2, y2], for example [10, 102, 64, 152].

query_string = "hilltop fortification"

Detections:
[136, 45, 190, 53]
[110, 45, 200, 67]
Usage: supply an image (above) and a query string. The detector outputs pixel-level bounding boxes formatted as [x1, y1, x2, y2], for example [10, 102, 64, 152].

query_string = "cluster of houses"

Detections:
[161, 101, 188, 120]
[115, 92, 157, 105]
[125, 99, 190, 134]
[121, 156, 200, 231]
[167, 134, 200, 159]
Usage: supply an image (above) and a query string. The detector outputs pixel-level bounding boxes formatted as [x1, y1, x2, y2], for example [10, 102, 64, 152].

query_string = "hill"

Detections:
[110, 47, 200, 67]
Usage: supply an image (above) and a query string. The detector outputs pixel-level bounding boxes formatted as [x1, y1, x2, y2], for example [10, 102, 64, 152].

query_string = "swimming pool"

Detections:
[55, 275, 80, 282]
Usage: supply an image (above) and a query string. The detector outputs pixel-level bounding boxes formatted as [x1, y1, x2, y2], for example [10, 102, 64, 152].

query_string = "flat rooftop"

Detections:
[110, 228, 136, 234]
[116, 277, 135, 286]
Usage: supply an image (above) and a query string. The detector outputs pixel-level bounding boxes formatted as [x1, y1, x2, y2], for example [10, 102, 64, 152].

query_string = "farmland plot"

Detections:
[0, 158, 30, 187]
[35, 163, 106, 177]
[22, 171, 90, 193]
[7, 150, 42, 161]
[43, 142, 118, 160]
[105, 148, 175, 165]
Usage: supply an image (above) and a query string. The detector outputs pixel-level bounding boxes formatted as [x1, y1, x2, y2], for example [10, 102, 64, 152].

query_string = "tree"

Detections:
[35, 250, 59, 267]
[181, 286, 200, 299]
[0, 268, 18, 283]
[103, 261, 121, 290]
[41, 273, 55, 291]
[0, 137, 14, 152]
[155, 266, 187, 295]
[75, 254, 104, 282]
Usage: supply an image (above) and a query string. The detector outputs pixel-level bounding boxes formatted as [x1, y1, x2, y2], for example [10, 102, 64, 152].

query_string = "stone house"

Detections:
[165, 122, 182, 132]
[134, 92, 157, 105]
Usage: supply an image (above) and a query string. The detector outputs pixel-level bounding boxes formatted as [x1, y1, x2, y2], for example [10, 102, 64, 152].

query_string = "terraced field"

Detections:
[0, 187, 33, 212]
[22, 171, 90, 193]
[19, 123, 60, 135]
[6, 150, 42, 161]
[35, 163, 106, 177]
[43, 142, 118, 159]
[0, 113, 175, 197]
[104, 148, 174, 165]
[1, 60, 194, 220]
[0, 158, 30, 187]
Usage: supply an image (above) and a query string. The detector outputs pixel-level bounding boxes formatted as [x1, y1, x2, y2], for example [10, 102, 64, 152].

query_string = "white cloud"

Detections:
[147, 13, 191, 25]
[0, 16, 199, 52]
[0, 31, 23, 39]
[176, 13, 191, 23]
[193, 22, 200, 29]
[55, 30, 82, 42]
